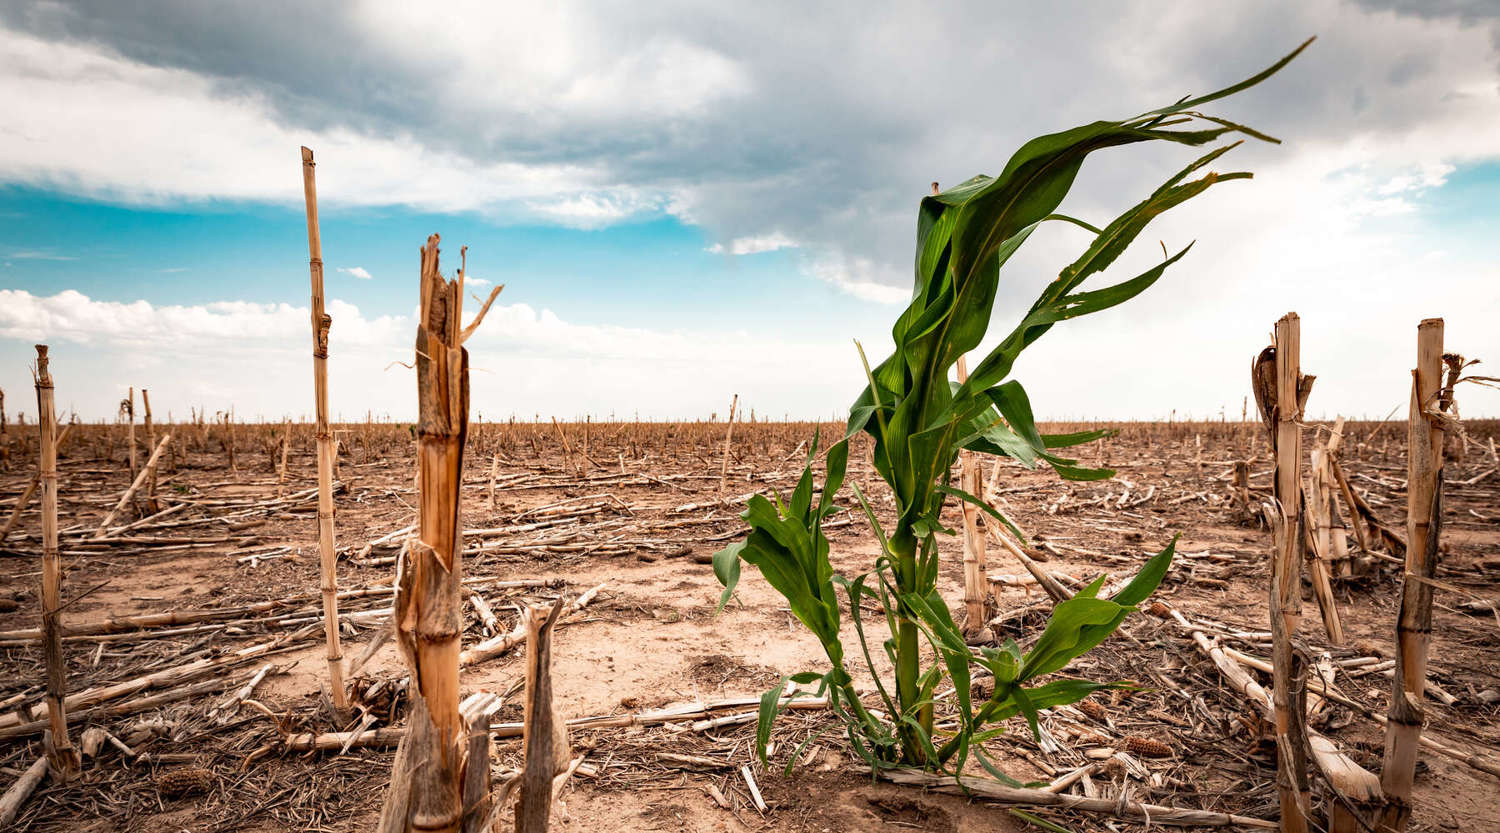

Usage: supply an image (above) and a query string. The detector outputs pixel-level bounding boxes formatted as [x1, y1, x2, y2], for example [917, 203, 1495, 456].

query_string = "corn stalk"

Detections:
[0, 387, 9, 472]
[300, 146, 347, 714]
[716, 40, 1310, 770]
[379, 235, 501, 833]
[142, 389, 157, 512]
[1378, 318, 1447, 832]
[33, 345, 79, 778]
[1253, 313, 1315, 832]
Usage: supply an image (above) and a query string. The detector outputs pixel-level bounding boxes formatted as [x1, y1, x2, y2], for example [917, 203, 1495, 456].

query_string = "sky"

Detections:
[0, 1, 1496, 424]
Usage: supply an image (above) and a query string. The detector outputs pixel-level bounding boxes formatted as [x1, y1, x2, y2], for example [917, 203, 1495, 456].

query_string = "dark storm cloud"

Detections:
[0, 1, 403, 134]
[2, 1, 1496, 293]
[1355, 0, 1500, 24]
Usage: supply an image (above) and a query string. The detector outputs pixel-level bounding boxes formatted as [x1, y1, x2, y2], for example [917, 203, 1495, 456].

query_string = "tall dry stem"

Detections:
[300, 146, 347, 713]
[33, 345, 78, 778]
[277, 419, 291, 498]
[1378, 318, 1446, 832]
[718, 393, 738, 493]
[141, 389, 156, 511]
[955, 355, 988, 633]
[124, 387, 137, 483]
[380, 236, 501, 833]
[1254, 313, 1313, 833]
[0, 387, 8, 471]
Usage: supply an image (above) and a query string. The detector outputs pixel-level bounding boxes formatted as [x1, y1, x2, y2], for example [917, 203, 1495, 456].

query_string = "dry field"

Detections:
[1, 417, 1498, 832]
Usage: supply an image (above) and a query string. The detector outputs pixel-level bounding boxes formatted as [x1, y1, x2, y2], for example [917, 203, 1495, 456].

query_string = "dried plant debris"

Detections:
[0, 416, 1497, 830]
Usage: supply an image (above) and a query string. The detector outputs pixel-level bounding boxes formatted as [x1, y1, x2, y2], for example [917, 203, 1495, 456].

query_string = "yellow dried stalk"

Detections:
[955, 356, 989, 634]
[1255, 313, 1313, 833]
[33, 345, 79, 778]
[379, 235, 501, 833]
[1378, 318, 1447, 833]
[300, 146, 347, 714]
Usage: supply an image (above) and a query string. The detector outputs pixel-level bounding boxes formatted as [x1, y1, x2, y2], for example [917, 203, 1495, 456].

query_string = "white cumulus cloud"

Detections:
[806, 256, 910, 305]
[0, 25, 667, 221]
[1, 3, 1499, 416]
[706, 232, 796, 256]
[0, 288, 872, 422]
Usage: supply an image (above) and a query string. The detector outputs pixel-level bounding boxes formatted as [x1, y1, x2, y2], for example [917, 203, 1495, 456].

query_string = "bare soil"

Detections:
[1, 419, 1497, 831]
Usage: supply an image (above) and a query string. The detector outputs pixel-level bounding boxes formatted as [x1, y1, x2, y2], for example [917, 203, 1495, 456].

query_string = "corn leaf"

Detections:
[714, 39, 1304, 768]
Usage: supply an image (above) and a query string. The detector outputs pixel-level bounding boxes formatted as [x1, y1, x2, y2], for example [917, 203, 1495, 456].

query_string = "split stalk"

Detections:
[1257, 313, 1312, 832]
[1378, 318, 1446, 832]
[380, 235, 497, 832]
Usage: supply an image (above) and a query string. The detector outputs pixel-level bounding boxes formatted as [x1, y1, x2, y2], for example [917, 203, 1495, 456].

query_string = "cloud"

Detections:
[0, 288, 868, 421]
[0, 3, 1498, 417]
[6, 250, 76, 260]
[806, 256, 910, 305]
[706, 232, 795, 255]
[0, 24, 667, 221]
[523, 188, 671, 229]
[0, 288, 403, 348]
[3, 1, 1494, 291]
[465, 276, 491, 287]
[338, 266, 372, 280]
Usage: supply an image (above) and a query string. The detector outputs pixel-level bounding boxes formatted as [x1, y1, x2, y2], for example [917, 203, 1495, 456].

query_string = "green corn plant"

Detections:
[714, 40, 1309, 772]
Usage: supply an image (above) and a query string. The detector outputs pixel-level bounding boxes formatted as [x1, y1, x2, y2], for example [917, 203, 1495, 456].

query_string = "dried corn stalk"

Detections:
[300, 146, 347, 713]
[33, 345, 79, 779]
[1253, 314, 1313, 833]
[1378, 318, 1448, 833]
[955, 355, 988, 634]
[379, 235, 501, 833]
[518, 603, 570, 832]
